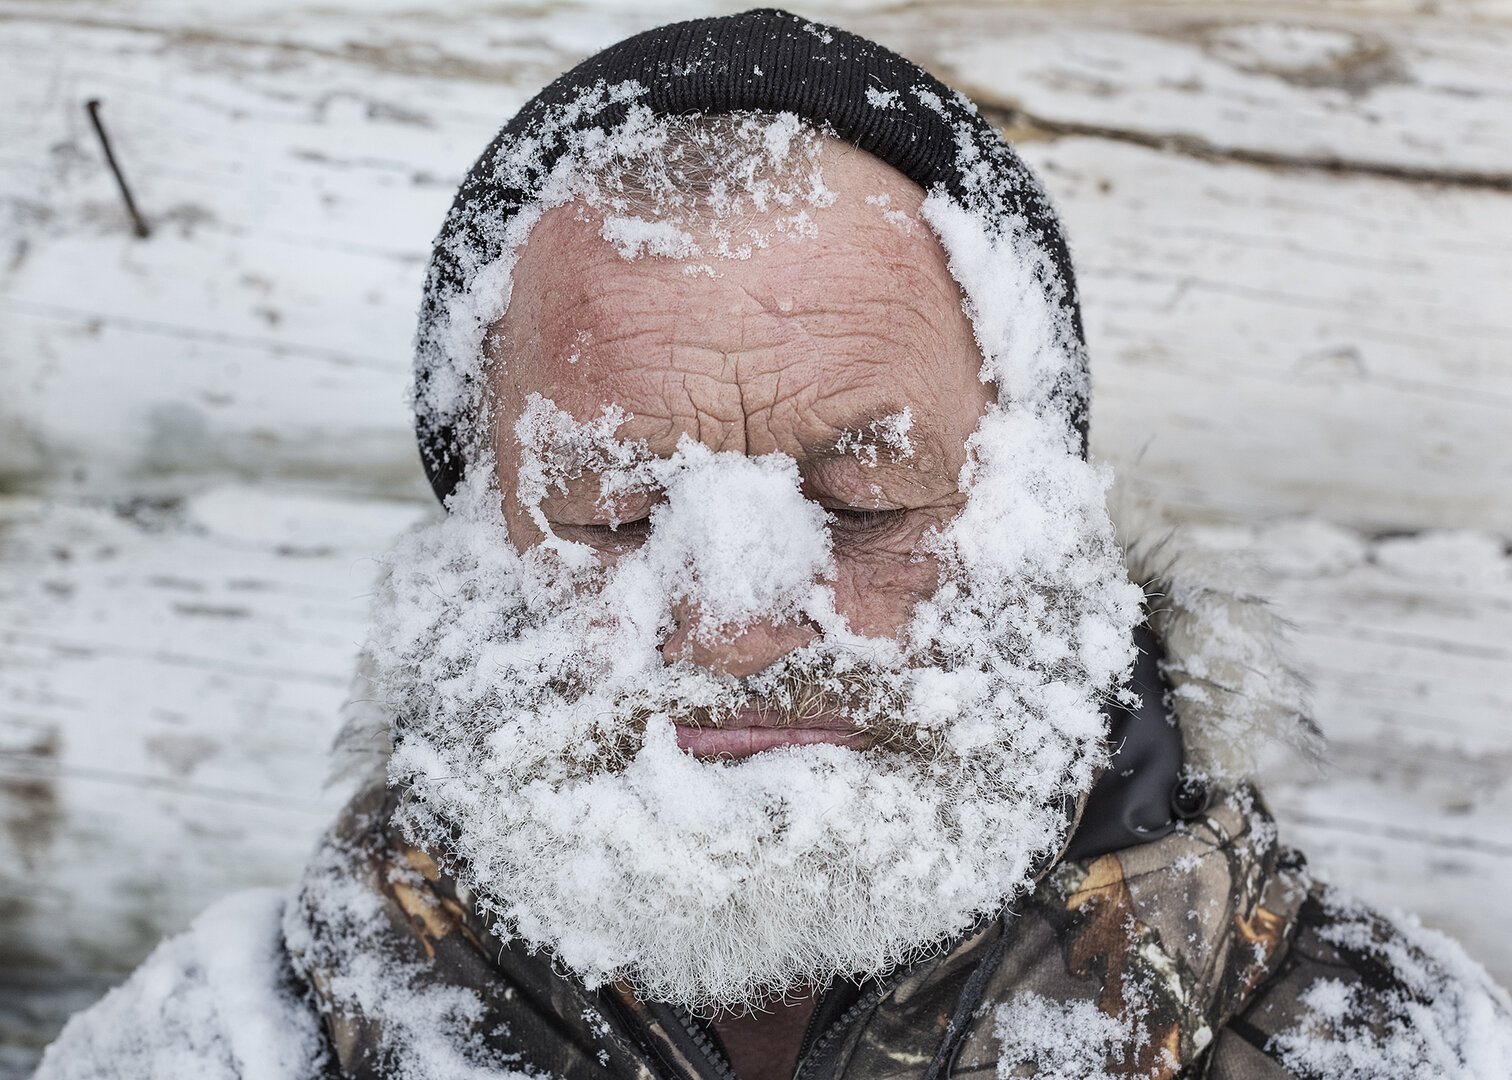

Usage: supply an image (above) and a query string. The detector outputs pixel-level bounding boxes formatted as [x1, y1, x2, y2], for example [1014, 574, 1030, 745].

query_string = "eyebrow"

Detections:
[799, 408, 923, 463]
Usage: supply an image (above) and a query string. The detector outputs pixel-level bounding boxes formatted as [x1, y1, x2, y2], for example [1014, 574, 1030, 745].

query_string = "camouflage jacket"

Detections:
[275, 783, 1512, 1080]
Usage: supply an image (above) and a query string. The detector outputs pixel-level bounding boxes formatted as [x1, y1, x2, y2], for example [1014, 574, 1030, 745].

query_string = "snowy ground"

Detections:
[2, 0, 1510, 1073]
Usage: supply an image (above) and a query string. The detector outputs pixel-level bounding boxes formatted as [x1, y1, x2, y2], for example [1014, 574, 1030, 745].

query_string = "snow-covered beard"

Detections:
[366, 402, 1142, 1013]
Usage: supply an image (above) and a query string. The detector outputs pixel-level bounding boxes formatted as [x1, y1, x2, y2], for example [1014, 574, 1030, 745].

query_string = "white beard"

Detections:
[366, 406, 1142, 1011]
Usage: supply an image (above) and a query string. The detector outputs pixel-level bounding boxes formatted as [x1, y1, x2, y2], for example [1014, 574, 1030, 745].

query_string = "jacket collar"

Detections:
[288, 781, 1306, 1080]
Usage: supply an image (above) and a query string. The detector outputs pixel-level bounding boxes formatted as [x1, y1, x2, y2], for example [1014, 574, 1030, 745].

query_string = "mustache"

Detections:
[393, 646, 938, 778]
[586, 655, 934, 768]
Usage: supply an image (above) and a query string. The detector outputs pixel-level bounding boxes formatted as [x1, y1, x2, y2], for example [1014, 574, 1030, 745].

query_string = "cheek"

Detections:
[493, 446, 546, 550]
[829, 547, 942, 639]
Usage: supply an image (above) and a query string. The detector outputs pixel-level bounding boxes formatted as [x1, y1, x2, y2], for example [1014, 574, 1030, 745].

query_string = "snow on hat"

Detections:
[413, 7, 1089, 505]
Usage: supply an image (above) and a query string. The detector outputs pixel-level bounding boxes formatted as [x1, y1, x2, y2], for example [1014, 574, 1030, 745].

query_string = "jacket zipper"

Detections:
[596, 928, 985, 1080]
[619, 973, 902, 1080]
[670, 1005, 740, 1080]
[792, 989, 834, 1069]
[593, 985, 716, 1080]
[792, 969, 911, 1080]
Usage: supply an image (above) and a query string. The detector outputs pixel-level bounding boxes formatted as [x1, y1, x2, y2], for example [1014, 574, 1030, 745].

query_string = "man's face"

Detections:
[375, 120, 1138, 1009]
[491, 142, 993, 757]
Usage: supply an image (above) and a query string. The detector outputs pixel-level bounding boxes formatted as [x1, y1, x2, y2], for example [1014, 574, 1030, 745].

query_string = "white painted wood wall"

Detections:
[2, 0, 1509, 1072]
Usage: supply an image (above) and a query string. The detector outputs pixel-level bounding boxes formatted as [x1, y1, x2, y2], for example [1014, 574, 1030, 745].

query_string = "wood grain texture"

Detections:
[0, 489, 427, 976]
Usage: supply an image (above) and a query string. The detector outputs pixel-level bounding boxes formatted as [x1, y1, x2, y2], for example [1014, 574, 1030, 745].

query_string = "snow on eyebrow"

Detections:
[833, 408, 915, 466]
[513, 394, 652, 538]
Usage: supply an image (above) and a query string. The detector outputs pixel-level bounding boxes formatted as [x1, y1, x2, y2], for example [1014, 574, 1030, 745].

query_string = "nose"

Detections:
[661, 603, 818, 678]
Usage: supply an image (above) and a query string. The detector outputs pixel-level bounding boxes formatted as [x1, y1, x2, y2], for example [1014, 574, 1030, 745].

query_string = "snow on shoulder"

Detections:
[32, 888, 326, 1080]
[1271, 890, 1512, 1080]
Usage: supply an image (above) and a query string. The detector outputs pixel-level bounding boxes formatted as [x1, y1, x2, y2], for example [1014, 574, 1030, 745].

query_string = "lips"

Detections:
[674, 703, 872, 760]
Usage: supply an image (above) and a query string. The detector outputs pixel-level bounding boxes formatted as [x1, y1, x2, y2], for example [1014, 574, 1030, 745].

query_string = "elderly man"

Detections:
[35, 10, 1512, 1080]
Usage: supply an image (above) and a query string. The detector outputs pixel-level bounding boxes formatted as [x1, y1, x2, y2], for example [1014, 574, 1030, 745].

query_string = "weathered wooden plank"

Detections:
[0, 303, 427, 494]
[0, 487, 428, 982]
[903, 7, 1512, 177]
[0, 10, 515, 491]
[1033, 137, 1512, 534]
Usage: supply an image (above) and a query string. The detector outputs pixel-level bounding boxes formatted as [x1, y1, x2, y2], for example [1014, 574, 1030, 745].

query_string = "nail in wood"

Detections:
[85, 98, 150, 239]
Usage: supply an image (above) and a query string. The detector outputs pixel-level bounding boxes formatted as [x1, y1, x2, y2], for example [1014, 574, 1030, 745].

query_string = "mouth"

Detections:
[674, 702, 873, 761]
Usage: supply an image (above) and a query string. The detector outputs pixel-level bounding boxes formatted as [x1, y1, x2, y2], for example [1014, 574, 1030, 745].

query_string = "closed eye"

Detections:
[552, 516, 653, 549]
[824, 506, 906, 537]
[604, 515, 652, 536]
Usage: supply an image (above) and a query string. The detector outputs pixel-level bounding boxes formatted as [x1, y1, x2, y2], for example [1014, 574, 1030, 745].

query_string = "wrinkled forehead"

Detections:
[489, 137, 988, 466]
[414, 18, 1092, 504]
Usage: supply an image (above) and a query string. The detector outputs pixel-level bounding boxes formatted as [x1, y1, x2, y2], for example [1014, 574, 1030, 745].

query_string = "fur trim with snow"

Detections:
[1115, 509, 1324, 781]
[327, 653, 392, 793]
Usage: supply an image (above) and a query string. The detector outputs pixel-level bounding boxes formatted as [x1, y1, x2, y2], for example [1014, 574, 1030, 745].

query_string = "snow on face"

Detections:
[373, 107, 1142, 1009]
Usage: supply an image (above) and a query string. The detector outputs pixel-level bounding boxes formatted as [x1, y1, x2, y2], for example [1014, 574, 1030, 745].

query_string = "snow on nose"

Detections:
[641, 439, 834, 642]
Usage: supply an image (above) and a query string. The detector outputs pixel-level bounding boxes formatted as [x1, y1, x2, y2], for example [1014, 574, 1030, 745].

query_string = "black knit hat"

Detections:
[413, 8, 1087, 505]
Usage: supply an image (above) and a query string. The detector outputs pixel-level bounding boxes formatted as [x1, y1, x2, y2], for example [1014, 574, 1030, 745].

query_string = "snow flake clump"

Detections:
[598, 214, 699, 260]
[282, 834, 536, 1080]
[993, 992, 1159, 1080]
[834, 408, 914, 467]
[32, 890, 327, 1080]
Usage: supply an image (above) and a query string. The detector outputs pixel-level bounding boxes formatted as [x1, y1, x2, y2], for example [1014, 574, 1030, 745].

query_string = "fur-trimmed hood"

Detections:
[1119, 521, 1322, 782]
